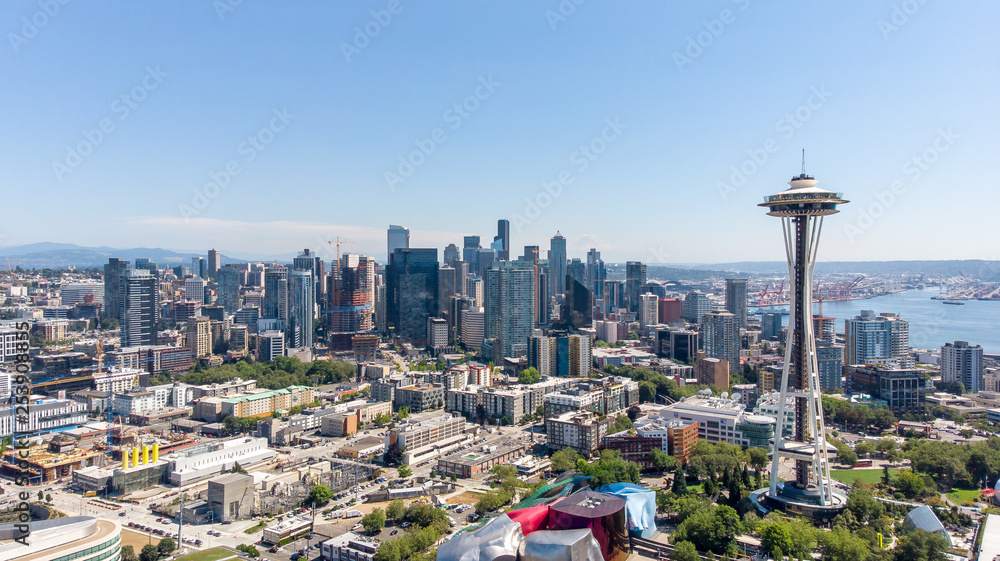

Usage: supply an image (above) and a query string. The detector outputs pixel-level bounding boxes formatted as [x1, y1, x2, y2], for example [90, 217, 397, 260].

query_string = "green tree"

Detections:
[651, 448, 678, 475]
[876, 437, 897, 454]
[374, 540, 402, 561]
[893, 470, 925, 498]
[121, 546, 137, 561]
[362, 508, 387, 533]
[476, 488, 514, 515]
[855, 440, 876, 457]
[397, 464, 412, 478]
[671, 505, 740, 555]
[37, 490, 42, 501]
[386, 499, 406, 522]
[672, 541, 701, 561]
[748, 447, 768, 471]
[819, 527, 871, 561]
[518, 367, 541, 384]
[45, 494, 51, 503]
[237, 544, 261, 558]
[139, 544, 159, 561]
[672, 465, 689, 495]
[893, 529, 948, 561]
[374, 412, 392, 425]
[397, 407, 410, 420]
[577, 450, 641, 487]
[231, 461, 247, 474]
[610, 414, 633, 434]
[845, 486, 885, 526]
[759, 520, 794, 557]
[307, 484, 334, 505]
[837, 447, 858, 466]
[157, 538, 175, 557]
[550, 446, 581, 472]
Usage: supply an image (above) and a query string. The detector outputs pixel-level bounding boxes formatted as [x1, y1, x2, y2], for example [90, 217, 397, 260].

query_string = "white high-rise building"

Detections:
[460, 307, 485, 351]
[639, 293, 659, 328]
[683, 290, 711, 324]
[941, 341, 983, 393]
[844, 310, 912, 368]
[702, 310, 740, 372]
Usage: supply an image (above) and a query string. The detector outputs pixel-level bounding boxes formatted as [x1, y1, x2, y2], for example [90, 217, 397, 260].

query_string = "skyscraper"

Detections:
[207, 249, 221, 279]
[521, 246, 539, 263]
[844, 310, 912, 368]
[586, 249, 606, 299]
[121, 269, 158, 346]
[602, 280, 624, 313]
[495, 219, 510, 261]
[330, 254, 376, 348]
[387, 225, 410, 265]
[758, 164, 849, 516]
[484, 260, 536, 359]
[725, 278, 748, 327]
[217, 265, 241, 314]
[386, 248, 439, 341]
[683, 290, 711, 324]
[293, 248, 324, 305]
[263, 267, 288, 321]
[701, 310, 740, 372]
[548, 232, 567, 298]
[103, 258, 129, 320]
[567, 258, 585, 286]
[134, 257, 157, 273]
[624, 261, 646, 313]
[288, 269, 315, 348]
[463, 235, 481, 273]
[439, 266, 460, 319]
[557, 275, 593, 331]
[192, 257, 206, 279]
[443, 243, 460, 265]
[941, 341, 984, 393]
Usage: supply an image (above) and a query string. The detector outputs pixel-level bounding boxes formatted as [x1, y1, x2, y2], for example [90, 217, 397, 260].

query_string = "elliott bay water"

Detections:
[755, 289, 1000, 354]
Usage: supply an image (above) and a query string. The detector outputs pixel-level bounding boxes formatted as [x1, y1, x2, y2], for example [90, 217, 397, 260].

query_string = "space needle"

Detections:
[751, 153, 849, 520]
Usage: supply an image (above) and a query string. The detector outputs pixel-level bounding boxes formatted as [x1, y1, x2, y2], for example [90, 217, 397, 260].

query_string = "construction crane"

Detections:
[326, 237, 357, 270]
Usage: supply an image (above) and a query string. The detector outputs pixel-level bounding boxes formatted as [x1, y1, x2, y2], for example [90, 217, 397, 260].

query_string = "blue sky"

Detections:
[2, 1, 997, 264]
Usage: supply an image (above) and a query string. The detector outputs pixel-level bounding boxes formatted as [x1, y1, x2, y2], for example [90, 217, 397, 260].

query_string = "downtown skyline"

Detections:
[3, 2, 999, 263]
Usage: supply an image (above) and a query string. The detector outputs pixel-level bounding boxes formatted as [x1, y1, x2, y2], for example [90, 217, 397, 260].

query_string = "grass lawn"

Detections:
[173, 547, 235, 561]
[947, 488, 982, 504]
[830, 468, 900, 486]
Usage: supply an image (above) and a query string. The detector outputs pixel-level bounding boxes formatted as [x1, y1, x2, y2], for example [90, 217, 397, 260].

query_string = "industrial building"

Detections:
[385, 414, 472, 465]
[435, 438, 528, 478]
[165, 436, 275, 485]
[208, 472, 255, 522]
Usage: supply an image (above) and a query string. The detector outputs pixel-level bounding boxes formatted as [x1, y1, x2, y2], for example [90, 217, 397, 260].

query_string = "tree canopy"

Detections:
[518, 367, 541, 384]
[181, 356, 356, 388]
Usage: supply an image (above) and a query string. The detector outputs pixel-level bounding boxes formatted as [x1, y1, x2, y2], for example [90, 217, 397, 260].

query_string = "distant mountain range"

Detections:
[2, 243, 998, 281]
[0, 243, 286, 270]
